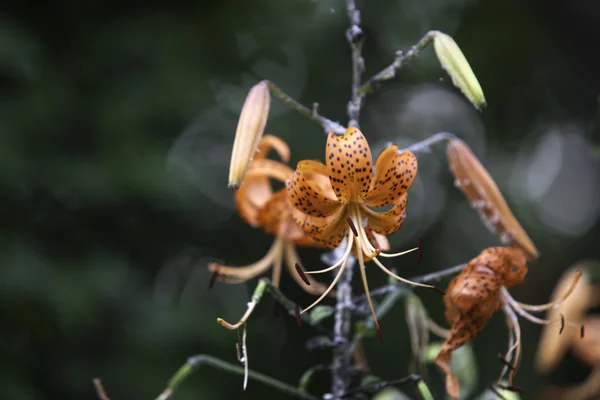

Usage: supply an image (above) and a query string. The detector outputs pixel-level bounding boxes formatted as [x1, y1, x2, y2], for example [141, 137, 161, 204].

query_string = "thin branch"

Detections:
[330, 253, 356, 398]
[265, 81, 346, 134]
[354, 263, 466, 301]
[358, 30, 438, 98]
[338, 374, 422, 398]
[345, 0, 365, 126]
[155, 355, 318, 400]
[398, 131, 457, 154]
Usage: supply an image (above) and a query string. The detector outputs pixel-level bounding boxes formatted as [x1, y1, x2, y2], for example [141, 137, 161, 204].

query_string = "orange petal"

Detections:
[235, 158, 293, 226]
[256, 189, 292, 238]
[365, 149, 418, 208]
[361, 194, 408, 235]
[291, 206, 348, 248]
[287, 170, 341, 218]
[325, 127, 373, 203]
[256, 134, 290, 163]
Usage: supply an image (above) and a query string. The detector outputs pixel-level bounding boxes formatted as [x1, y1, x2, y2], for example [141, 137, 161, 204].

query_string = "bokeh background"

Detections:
[1, 0, 599, 399]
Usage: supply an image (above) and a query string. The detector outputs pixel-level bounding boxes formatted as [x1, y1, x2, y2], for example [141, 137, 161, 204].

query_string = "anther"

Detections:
[559, 313, 565, 335]
[209, 269, 220, 289]
[498, 384, 524, 393]
[580, 324, 585, 338]
[488, 385, 508, 400]
[347, 217, 358, 237]
[295, 263, 311, 286]
[295, 304, 303, 328]
[376, 321, 383, 343]
[497, 353, 516, 370]
[428, 284, 446, 296]
[417, 236, 423, 264]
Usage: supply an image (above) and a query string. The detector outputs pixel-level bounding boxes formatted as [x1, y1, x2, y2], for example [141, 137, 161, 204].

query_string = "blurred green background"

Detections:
[1, 0, 599, 399]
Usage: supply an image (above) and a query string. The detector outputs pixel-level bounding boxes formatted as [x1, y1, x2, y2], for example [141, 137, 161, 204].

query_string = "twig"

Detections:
[398, 131, 457, 154]
[265, 81, 346, 134]
[330, 253, 356, 398]
[338, 374, 426, 399]
[345, 0, 365, 127]
[358, 30, 438, 98]
[355, 263, 466, 301]
[154, 355, 318, 400]
[93, 378, 111, 400]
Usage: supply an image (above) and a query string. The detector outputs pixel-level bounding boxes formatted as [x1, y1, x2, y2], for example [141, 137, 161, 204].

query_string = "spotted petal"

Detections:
[287, 169, 341, 218]
[365, 149, 418, 208]
[361, 193, 408, 235]
[325, 127, 373, 203]
[291, 206, 348, 248]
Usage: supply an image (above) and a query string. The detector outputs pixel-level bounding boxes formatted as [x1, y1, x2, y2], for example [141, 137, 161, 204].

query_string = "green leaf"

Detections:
[309, 305, 334, 325]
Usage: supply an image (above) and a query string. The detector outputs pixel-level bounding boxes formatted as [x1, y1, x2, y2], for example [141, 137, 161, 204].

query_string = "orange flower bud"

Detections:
[447, 138, 539, 261]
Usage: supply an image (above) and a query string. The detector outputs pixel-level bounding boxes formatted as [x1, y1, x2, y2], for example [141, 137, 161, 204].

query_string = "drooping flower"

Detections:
[286, 126, 441, 334]
[209, 134, 330, 295]
[434, 247, 584, 399]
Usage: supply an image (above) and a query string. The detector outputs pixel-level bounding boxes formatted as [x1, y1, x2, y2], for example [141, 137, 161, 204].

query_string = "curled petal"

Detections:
[362, 194, 408, 235]
[256, 134, 290, 163]
[256, 189, 296, 239]
[291, 206, 347, 248]
[365, 148, 418, 208]
[325, 127, 373, 203]
[235, 159, 294, 226]
[287, 170, 341, 218]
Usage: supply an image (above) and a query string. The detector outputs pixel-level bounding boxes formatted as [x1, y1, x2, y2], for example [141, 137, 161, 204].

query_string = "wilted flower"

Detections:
[534, 265, 600, 400]
[434, 247, 583, 399]
[447, 138, 539, 261]
[287, 127, 441, 337]
[433, 31, 486, 110]
[210, 134, 330, 295]
[228, 81, 271, 188]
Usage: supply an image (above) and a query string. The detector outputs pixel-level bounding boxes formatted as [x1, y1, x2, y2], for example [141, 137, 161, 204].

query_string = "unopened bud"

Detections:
[433, 31, 486, 110]
[447, 138, 539, 261]
[228, 81, 271, 188]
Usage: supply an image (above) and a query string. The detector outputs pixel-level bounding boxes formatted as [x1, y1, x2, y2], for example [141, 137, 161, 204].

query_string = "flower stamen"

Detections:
[295, 263, 311, 286]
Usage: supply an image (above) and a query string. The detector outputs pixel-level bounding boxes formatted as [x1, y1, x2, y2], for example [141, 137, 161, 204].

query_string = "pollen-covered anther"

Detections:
[346, 217, 358, 237]
[559, 313, 565, 335]
[376, 321, 383, 343]
[294, 304, 303, 328]
[498, 384, 525, 393]
[497, 353, 516, 371]
[295, 263, 311, 286]
[209, 268, 221, 289]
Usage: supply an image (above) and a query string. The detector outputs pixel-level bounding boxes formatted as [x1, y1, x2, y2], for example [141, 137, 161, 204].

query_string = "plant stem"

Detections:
[155, 355, 318, 400]
[398, 131, 457, 154]
[265, 80, 346, 134]
[345, 0, 364, 127]
[358, 30, 438, 98]
[330, 253, 355, 398]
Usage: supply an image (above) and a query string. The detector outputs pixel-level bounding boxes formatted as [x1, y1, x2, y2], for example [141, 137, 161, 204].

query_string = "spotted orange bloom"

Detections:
[209, 135, 330, 295]
[435, 247, 583, 399]
[286, 126, 439, 331]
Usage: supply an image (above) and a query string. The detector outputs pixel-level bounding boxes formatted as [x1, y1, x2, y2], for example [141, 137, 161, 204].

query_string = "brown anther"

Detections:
[499, 384, 525, 393]
[376, 321, 383, 343]
[580, 324, 585, 338]
[417, 236, 423, 264]
[209, 269, 220, 289]
[488, 385, 508, 400]
[295, 263, 311, 286]
[497, 353, 516, 370]
[428, 284, 446, 296]
[295, 304, 302, 328]
[559, 313, 565, 335]
[346, 217, 358, 237]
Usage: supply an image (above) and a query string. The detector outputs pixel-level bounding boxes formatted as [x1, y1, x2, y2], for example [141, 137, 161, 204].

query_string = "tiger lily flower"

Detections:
[434, 247, 584, 399]
[209, 134, 330, 295]
[286, 126, 441, 334]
